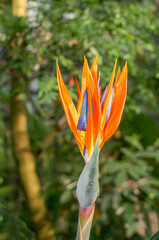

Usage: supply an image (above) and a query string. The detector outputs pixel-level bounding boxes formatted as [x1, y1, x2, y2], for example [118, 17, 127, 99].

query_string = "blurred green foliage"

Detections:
[151, 231, 159, 240]
[0, 0, 159, 239]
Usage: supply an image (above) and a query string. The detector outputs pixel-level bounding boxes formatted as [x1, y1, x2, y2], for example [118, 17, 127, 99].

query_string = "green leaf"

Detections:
[142, 185, 159, 198]
[130, 113, 159, 146]
[120, 147, 134, 158]
[124, 135, 143, 151]
[123, 204, 135, 222]
[0, 186, 15, 196]
[125, 220, 137, 238]
[106, 159, 126, 174]
[115, 170, 127, 186]
[128, 165, 145, 180]
[60, 190, 72, 204]
[148, 178, 159, 187]
[58, 55, 73, 69]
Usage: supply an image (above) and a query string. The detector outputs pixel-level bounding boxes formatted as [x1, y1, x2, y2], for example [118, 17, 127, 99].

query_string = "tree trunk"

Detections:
[10, 81, 55, 240]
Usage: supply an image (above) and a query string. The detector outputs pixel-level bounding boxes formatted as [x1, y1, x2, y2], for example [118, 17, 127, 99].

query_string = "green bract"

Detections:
[76, 135, 100, 208]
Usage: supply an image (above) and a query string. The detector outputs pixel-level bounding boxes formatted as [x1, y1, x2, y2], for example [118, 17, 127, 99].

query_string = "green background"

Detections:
[0, 0, 159, 239]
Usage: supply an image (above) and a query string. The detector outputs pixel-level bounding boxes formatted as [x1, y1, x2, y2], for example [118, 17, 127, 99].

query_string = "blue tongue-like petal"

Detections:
[101, 85, 114, 124]
[100, 85, 108, 107]
[105, 87, 114, 124]
[77, 89, 88, 131]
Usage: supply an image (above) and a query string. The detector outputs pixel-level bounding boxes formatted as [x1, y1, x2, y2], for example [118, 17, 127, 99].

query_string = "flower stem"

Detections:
[76, 204, 95, 240]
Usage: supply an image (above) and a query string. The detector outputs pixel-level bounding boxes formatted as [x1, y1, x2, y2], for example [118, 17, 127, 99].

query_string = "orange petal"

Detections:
[100, 62, 127, 148]
[89, 69, 101, 146]
[101, 59, 117, 129]
[57, 61, 84, 152]
[111, 67, 121, 107]
[84, 72, 94, 157]
[74, 72, 81, 98]
[90, 54, 98, 87]
[76, 57, 89, 114]
[79, 58, 101, 151]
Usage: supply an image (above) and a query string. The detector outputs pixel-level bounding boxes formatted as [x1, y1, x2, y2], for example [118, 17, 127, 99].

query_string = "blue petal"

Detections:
[77, 89, 88, 131]
[100, 85, 108, 107]
[83, 146, 87, 156]
[101, 85, 114, 124]
[105, 87, 114, 124]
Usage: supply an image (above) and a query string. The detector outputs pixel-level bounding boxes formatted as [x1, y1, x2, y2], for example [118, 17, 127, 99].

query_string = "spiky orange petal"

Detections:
[100, 62, 127, 148]
[57, 62, 84, 153]
[90, 54, 98, 87]
[101, 59, 117, 129]
[84, 63, 94, 156]
[89, 69, 101, 147]
[74, 73, 81, 98]
[111, 67, 121, 107]
[77, 58, 89, 114]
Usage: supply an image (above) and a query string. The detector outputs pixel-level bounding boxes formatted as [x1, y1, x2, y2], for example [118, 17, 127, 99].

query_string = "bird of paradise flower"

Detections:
[57, 55, 127, 240]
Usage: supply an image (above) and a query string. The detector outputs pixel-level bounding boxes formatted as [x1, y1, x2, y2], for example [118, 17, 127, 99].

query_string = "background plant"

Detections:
[0, 0, 159, 239]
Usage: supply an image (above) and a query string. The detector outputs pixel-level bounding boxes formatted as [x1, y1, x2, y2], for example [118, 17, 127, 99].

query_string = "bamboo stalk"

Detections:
[12, 0, 27, 17]
[10, 82, 55, 240]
